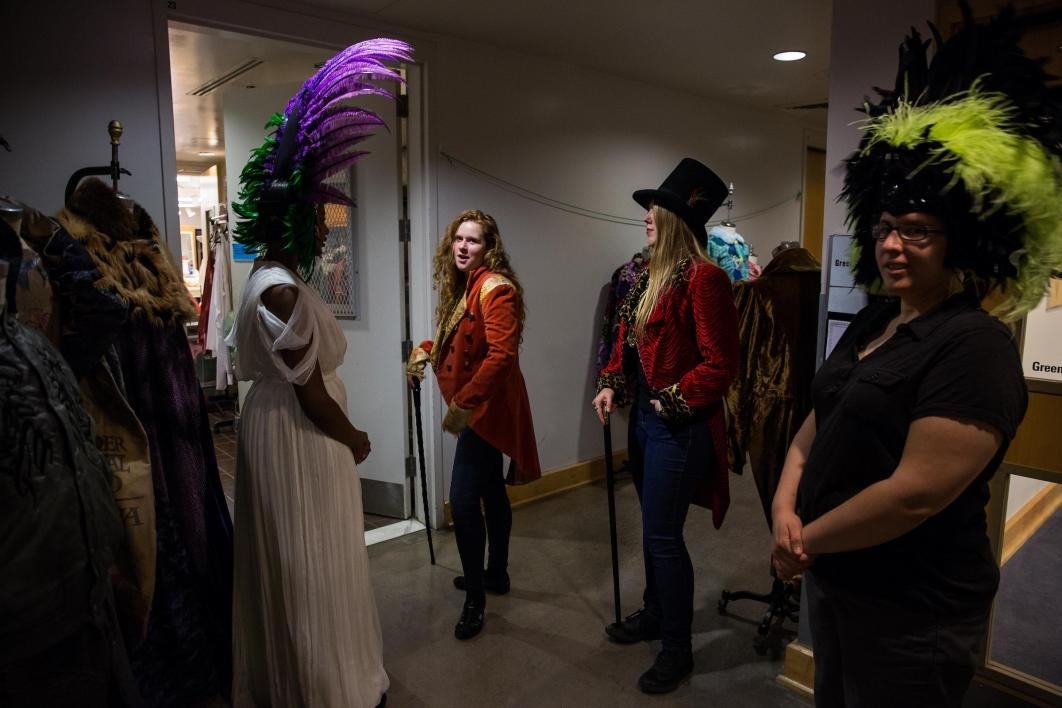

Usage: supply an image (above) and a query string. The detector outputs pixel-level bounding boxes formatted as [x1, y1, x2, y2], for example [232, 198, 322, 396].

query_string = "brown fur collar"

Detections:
[57, 179, 196, 325]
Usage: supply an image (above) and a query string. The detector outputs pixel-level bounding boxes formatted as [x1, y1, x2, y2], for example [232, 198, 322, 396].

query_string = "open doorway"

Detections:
[167, 21, 422, 540]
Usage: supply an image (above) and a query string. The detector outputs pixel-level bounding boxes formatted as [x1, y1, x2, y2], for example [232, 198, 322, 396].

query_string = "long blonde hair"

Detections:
[431, 208, 526, 332]
[633, 205, 709, 336]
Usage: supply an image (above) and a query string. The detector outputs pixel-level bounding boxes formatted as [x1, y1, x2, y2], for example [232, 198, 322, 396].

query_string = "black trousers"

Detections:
[450, 428, 512, 604]
[805, 570, 989, 708]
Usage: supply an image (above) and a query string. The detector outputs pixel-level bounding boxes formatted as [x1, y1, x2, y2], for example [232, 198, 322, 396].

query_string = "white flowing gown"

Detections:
[229, 261, 388, 707]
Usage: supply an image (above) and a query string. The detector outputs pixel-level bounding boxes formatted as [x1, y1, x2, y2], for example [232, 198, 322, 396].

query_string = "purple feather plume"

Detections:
[273, 37, 413, 201]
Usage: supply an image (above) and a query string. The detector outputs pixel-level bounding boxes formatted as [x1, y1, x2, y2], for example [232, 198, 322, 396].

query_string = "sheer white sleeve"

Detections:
[256, 290, 320, 385]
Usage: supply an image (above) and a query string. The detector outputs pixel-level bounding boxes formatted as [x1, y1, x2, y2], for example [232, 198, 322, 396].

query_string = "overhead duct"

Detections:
[189, 58, 264, 96]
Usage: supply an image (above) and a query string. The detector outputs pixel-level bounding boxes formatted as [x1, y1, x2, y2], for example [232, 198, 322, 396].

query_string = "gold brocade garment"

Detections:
[726, 248, 821, 525]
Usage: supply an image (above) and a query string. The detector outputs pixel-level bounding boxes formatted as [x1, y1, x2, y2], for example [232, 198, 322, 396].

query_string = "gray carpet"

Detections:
[989, 506, 1062, 687]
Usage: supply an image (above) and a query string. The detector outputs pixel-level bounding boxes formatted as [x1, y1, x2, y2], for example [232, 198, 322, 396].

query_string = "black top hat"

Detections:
[633, 158, 728, 247]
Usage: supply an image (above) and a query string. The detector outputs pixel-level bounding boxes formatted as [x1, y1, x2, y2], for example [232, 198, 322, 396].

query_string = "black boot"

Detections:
[454, 600, 485, 640]
[452, 569, 510, 595]
[605, 607, 661, 644]
[637, 649, 693, 694]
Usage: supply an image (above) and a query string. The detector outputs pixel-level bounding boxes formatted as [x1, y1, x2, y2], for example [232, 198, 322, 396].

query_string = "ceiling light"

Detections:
[197, 151, 215, 157]
[773, 51, 807, 62]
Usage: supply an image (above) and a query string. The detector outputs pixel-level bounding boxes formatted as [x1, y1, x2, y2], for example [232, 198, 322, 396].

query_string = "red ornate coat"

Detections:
[418, 267, 541, 484]
[597, 258, 739, 527]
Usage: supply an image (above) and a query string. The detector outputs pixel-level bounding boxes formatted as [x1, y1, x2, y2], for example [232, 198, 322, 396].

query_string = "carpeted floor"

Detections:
[989, 505, 1062, 688]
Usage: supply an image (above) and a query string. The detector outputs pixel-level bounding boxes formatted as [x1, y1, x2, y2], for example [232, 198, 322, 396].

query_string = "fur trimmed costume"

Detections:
[56, 178, 234, 707]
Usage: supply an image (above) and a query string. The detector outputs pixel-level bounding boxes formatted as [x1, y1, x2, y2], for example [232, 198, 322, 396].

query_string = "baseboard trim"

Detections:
[365, 519, 425, 547]
[778, 640, 814, 700]
[361, 478, 405, 518]
[1002, 483, 1062, 565]
[442, 450, 628, 527]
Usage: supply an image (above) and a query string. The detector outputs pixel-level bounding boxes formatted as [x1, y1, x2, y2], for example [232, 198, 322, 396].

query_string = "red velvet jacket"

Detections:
[419, 267, 541, 484]
[597, 258, 739, 527]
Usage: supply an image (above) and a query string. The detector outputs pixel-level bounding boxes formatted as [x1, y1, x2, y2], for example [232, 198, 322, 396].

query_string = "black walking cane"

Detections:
[603, 415, 622, 626]
[411, 379, 436, 565]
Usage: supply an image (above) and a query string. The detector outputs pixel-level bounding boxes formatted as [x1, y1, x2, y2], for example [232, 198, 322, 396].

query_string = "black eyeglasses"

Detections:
[870, 221, 946, 242]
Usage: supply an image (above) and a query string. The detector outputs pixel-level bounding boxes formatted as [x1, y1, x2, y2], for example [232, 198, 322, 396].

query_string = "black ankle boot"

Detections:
[454, 600, 485, 640]
[452, 570, 510, 595]
[637, 649, 693, 694]
[605, 607, 661, 644]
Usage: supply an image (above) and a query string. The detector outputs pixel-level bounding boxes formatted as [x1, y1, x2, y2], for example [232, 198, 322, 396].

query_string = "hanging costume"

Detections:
[0, 233, 137, 707]
[726, 246, 820, 524]
[54, 179, 234, 707]
[596, 253, 646, 374]
[706, 225, 750, 281]
[206, 221, 234, 389]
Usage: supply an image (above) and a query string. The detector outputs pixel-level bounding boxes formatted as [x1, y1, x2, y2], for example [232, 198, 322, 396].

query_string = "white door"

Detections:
[334, 94, 409, 518]
[222, 82, 408, 519]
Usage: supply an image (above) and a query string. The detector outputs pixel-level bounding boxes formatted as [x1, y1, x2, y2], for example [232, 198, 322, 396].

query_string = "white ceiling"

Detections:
[169, 24, 336, 169]
[169, 1, 831, 168]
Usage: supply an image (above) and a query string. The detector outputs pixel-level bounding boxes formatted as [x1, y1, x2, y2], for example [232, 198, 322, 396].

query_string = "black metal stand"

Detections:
[603, 419, 621, 626]
[411, 380, 436, 565]
[718, 575, 800, 655]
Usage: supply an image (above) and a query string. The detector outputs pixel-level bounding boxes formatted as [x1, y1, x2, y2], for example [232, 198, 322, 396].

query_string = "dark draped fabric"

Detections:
[117, 319, 234, 706]
[596, 254, 646, 375]
[726, 247, 821, 526]
[50, 180, 234, 706]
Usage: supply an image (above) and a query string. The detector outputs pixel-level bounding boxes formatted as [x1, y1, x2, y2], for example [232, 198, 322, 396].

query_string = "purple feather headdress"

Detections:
[233, 38, 413, 275]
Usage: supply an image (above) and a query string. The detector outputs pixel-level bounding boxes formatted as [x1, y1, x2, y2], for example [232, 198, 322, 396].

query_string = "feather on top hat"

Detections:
[231, 38, 413, 276]
[633, 158, 728, 247]
[842, 2, 1062, 320]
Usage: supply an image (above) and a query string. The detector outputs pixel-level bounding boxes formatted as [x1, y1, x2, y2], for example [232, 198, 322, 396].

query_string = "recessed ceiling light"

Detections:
[197, 151, 215, 157]
[774, 51, 807, 62]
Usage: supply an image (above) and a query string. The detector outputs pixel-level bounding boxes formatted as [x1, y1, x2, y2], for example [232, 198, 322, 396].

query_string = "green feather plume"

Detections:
[858, 86, 1062, 320]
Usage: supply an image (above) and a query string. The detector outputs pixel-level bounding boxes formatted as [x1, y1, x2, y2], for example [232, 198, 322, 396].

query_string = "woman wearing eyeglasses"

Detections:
[766, 15, 1061, 706]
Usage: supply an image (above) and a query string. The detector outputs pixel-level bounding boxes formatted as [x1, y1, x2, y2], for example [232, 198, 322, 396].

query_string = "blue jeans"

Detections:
[450, 428, 512, 603]
[628, 407, 710, 654]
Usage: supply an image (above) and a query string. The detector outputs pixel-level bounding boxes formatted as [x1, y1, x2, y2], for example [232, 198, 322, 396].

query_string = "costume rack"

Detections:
[65, 120, 132, 203]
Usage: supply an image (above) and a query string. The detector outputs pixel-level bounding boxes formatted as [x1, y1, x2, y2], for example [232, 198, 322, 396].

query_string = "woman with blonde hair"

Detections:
[593, 159, 739, 694]
[407, 208, 540, 640]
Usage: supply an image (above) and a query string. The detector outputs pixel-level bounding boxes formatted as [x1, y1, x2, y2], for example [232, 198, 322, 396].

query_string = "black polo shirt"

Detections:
[798, 293, 1027, 613]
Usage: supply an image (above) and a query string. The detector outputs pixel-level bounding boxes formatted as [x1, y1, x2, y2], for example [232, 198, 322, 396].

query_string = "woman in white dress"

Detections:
[229, 207, 385, 707]
[224, 38, 413, 708]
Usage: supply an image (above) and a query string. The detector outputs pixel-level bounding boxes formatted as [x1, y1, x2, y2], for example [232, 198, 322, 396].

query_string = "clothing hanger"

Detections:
[0, 196, 25, 219]
[772, 240, 800, 257]
[64, 120, 133, 205]
[719, 182, 737, 229]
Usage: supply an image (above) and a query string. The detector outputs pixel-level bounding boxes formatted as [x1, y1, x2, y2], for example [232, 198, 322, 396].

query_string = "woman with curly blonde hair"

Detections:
[407, 208, 540, 640]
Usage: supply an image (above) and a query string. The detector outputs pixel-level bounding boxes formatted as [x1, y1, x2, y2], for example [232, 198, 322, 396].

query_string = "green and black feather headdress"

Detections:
[231, 38, 413, 277]
[842, 2, 1062, 320]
